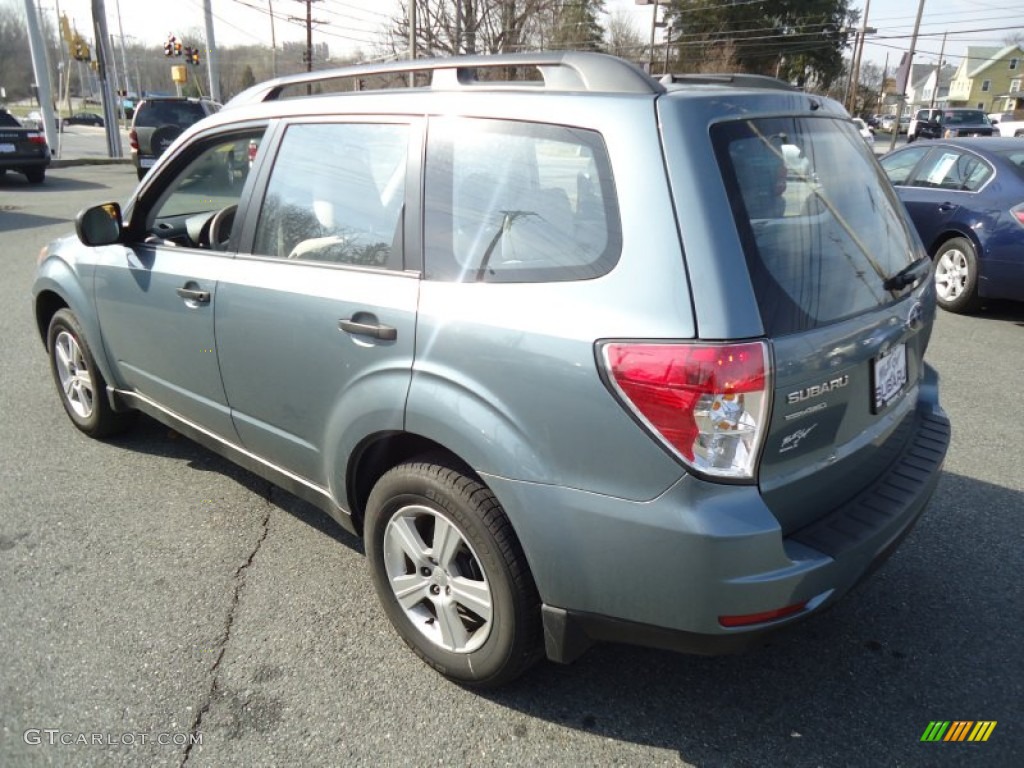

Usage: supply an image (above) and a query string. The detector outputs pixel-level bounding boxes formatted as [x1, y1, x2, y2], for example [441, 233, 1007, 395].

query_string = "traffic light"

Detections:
[164, 37, 173, 56]
[190, 48, 200, 66]
[174, 40, 183, 56]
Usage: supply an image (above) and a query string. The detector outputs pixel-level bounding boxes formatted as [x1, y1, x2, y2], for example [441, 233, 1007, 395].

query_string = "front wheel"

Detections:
[365, 459, 541, 687]
[933, 236, 981, 313]
[47, 309, 133, 438]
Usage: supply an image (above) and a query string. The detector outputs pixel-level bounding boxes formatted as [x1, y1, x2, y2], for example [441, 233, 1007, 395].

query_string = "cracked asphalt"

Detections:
[2, 166, 1021, 767]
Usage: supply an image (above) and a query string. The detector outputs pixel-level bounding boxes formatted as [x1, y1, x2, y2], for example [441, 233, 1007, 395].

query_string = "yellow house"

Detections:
[947, 45, 1024, 111]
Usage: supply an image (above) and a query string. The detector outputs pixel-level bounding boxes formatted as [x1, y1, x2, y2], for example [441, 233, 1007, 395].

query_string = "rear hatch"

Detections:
[0, 112, 48, 161]
[709, 114, 934, 533]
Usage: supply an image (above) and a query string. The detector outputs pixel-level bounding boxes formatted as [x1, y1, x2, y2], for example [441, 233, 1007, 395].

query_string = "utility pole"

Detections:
[203, 0, 221, 102]
[292, 0, 323, 92]
[268, 0, 277, 77]
[22, 0, 57, 149]
[91, 0, 122, 157]
[408, 0, 416, 85]
[929, 32, 947, 110]
[890, 0, 926, 153]
[849, 0, 873, 114]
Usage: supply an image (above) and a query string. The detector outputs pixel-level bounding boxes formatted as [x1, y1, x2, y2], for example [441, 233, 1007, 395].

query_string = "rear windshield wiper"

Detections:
[883, 255, 931, 291]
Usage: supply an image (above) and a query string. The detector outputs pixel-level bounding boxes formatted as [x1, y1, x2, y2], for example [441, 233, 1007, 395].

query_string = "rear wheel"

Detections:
[47, 309, 133, 438]
[365, 459, 541, 687]
[934, 236, 980, 314]
[25, 168, 45, 184]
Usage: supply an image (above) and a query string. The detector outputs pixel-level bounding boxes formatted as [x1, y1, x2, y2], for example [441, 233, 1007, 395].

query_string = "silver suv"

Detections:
[33, 53, 949, 687]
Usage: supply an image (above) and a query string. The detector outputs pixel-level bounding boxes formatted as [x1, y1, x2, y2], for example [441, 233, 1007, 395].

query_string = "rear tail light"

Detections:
[601, 341, 771, 480]
[129, 129, 138, 150]
[27, 132, 46, 145]
[1011, 203, 1024, 228]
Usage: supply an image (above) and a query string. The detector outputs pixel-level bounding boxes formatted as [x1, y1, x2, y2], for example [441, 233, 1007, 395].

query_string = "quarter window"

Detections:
[253, 122, 409, 268]
[423, 118, 621, 282]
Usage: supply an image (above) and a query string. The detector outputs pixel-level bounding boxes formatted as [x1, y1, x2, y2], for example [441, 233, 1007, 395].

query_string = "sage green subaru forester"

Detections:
[33, 53, 949, 687]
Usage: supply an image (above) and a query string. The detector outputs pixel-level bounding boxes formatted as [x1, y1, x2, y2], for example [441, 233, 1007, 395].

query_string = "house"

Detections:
[947, 44, 1024, 111]
[910, 64, 956, 111]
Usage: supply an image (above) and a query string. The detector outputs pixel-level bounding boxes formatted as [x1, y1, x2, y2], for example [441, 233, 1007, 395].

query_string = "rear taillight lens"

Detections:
[129, 129, 138, 150]
[601, 341, 771, 480]
[1011, 203, 1024, 228]
[27, 132, 46, 145]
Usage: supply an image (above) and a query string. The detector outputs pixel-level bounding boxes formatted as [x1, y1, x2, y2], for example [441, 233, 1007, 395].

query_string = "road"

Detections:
[1, 166, 1020, 767]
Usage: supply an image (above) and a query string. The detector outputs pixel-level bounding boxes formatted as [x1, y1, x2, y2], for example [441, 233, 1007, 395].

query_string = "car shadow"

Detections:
[97, 418, 1020, 764]
[475, 470, 1022, 766]
[104, 415, 360, 552]
[0, 210, 70, 231]
[0, 171, 119, 192]
[975, 299, 1024, 325]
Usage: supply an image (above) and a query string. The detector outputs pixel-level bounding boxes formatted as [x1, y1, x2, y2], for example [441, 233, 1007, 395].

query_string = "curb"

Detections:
[51, 158, 132, 168]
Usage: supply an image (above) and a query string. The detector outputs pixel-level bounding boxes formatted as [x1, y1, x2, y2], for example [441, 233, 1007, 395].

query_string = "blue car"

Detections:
[880, 138, 1024, 313]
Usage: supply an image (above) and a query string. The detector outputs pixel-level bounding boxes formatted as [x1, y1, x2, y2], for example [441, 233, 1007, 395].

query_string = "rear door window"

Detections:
[906, 148, 993, 191]
[712, 117, 919, 335]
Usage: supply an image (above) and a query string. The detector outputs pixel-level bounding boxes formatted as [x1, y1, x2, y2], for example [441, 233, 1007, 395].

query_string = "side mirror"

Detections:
[75, 202, 123, 246]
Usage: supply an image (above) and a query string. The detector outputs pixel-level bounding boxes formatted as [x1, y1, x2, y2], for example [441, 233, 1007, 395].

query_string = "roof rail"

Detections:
[225, 52, 664, 108]
[659, 73, 801, 92]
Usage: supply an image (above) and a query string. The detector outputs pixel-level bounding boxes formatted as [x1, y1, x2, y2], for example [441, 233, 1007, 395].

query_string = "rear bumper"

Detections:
[0, 154, 50, 171]
[486, 373, 950, 664]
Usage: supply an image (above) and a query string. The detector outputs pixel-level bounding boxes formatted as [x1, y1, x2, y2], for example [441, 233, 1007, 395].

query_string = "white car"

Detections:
[852, 117, 874, 145]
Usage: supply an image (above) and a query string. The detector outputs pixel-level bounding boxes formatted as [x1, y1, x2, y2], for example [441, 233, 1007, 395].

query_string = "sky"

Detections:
[9, 0, 1023, 70]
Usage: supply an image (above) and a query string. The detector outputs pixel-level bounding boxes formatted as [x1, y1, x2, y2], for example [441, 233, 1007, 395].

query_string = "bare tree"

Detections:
[605, 10, 644, 64]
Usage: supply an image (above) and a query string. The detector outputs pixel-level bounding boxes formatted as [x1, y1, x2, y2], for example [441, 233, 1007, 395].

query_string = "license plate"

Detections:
[873, 343, 907, 411]
[0, 143, 14, 153]
[139, 157, 155, 168]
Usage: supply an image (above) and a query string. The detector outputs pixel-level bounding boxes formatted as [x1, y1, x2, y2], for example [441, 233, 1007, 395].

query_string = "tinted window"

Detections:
[713, 117, 918, 335]
[940, 110, 988, 125]
[879, 146, 931, 185]
[0, 111, 20, 127]
[423, 118, 620, 282]
[253, 122, 408, 268]
[135, 101, 210, 127]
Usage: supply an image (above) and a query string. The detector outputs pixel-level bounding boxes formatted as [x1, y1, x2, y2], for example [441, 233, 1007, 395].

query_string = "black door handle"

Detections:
[937, 203, 956, 213]
[339, 318, 397, 341]
[177, 286, 211, 303]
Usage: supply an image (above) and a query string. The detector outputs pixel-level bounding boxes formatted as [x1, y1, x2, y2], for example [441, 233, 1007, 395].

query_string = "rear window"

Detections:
[0, 111, 20, 127]
[941, 110, 988, 125]
[134, 101, 210, 128]
[712, 116, 918, 335]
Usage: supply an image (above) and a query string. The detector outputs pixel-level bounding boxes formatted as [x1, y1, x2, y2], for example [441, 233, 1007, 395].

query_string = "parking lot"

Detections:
[1, 165, 1020, 766]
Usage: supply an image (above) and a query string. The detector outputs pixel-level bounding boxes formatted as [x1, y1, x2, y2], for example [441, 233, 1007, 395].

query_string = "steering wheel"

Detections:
[208, 204, 238, 250]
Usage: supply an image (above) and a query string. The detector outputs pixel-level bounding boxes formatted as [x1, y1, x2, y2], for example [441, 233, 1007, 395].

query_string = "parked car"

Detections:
[60, 112, 104, 130]
[987, 111, 1024, 137]
[879, 137, 1024, 313]
[914, 109, 995, 141]
[879, 114, 909, 134]
[852, 117, 874, 145]
[129, 96, 220, 180]
[0, 107, 50, 183]
[907, 108, 941, 142]
[33, 53, 949, 688]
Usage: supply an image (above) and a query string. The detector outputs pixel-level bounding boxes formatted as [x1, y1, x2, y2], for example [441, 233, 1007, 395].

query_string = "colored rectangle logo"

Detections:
[921, 721, 996, 742]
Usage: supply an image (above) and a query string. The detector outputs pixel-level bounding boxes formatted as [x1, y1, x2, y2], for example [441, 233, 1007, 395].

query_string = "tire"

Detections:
[136, 167, 147, 181]
[933, 236, 981, 314]
[365, 459, 541, 688]
[46, 309, 133, 438]
[25, 168, 45, 184]
[150, 124, 182, 155]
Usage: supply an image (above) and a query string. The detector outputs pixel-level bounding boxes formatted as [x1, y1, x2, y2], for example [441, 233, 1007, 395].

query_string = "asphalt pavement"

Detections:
[1, 162, 1018, 768]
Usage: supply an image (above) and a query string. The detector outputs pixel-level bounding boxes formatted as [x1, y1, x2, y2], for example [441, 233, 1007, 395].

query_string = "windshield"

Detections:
[712, 116, 919, 335]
